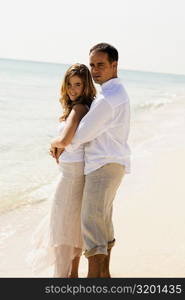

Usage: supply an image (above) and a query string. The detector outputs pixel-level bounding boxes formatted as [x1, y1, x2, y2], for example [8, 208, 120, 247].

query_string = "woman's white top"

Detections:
[58, 121, 84, 162]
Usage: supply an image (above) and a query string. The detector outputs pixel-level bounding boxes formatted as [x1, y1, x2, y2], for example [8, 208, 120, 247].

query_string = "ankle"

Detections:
[87, 254, 107, 278]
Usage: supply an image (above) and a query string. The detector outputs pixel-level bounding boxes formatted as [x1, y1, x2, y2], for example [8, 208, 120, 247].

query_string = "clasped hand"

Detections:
[49, 146, 64, 164]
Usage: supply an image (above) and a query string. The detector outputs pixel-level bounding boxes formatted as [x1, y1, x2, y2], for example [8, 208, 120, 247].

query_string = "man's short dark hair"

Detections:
[89, 43, 118, 63]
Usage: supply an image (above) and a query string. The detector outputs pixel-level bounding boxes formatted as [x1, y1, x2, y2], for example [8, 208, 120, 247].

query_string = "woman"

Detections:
[28, 63, 96, 277]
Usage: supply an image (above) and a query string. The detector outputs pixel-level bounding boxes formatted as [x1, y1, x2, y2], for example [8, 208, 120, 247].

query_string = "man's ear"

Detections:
[112, 61, 118, 70]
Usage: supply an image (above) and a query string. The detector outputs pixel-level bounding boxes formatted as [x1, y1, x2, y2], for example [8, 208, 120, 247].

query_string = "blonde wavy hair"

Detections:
[59, 63, 96, 121]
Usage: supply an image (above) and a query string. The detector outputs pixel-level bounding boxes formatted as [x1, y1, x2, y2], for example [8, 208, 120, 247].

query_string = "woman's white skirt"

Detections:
[26, 161, 85, 276]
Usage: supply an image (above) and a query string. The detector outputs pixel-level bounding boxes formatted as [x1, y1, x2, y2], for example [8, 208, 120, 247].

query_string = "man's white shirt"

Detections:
[66, 78, 131, 175]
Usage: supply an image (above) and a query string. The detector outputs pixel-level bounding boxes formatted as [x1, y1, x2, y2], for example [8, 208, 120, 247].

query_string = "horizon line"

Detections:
[0, 56, 185, 77]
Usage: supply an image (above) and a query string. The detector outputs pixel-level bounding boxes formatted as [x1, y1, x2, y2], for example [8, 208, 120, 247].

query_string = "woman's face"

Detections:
[67, 75, 84, 101]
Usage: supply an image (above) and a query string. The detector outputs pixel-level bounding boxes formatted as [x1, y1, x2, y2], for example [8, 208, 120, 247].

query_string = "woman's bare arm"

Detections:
[51, 104, 89, 149]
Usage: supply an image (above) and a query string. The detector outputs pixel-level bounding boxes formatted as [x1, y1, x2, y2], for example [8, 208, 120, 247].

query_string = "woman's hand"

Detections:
[55, 148, 64, 164]
[49, 146, 64, 164]
[49, 146, 57, 159]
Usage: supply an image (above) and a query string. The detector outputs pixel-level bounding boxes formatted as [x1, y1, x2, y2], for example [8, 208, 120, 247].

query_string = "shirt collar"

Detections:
[101, 77, 121, 91]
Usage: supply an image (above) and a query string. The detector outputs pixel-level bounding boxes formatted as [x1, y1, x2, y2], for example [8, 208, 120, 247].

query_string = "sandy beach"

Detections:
[0, 147, 185, 278]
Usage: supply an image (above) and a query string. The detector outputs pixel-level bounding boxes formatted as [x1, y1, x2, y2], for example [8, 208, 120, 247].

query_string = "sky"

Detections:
[0, 0, 185, 75]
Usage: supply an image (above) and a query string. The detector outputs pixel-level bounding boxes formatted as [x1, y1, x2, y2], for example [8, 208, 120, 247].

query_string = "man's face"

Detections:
[89, 51, 117, 85]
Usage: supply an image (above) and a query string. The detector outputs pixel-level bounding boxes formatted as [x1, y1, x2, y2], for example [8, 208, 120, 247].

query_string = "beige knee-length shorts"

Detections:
[81, 163, 125, 257]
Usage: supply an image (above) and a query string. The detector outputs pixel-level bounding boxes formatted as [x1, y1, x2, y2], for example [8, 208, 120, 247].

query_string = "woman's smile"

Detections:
[67, 75, 84, 101]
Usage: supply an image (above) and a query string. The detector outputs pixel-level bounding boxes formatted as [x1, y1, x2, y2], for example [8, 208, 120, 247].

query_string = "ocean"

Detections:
[0, 58, 185, 213]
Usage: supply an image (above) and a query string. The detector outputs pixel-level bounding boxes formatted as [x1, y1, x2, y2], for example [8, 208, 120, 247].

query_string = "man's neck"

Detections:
[100, 76, 118, 86]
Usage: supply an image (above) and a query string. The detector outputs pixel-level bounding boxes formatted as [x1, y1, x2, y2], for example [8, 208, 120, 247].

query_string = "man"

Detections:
[52, 43, 131, 277]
